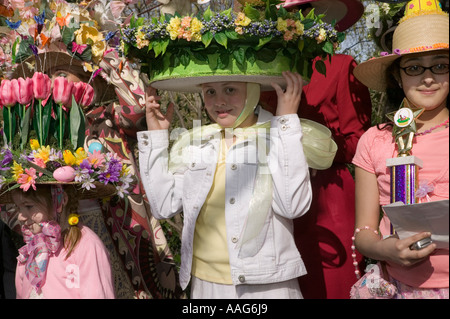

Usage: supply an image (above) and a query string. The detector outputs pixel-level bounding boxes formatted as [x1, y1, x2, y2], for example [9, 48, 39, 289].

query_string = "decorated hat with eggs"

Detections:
[0, 83, 132, 205]
[121, 0, 344, 93]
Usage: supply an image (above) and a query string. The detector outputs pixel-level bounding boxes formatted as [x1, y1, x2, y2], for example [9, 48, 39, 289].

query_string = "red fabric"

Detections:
[261, 54, 372, 298]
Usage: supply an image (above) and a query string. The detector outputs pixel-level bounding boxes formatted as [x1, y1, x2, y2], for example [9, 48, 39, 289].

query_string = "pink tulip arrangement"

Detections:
[0, 75, 94, 150]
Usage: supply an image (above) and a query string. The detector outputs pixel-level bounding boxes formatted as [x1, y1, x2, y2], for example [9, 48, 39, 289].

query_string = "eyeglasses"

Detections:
[400, 64, 449, 76]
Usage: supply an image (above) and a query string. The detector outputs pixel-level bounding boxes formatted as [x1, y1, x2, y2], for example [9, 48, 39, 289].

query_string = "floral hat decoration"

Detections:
[353, 0, 449, 92]
[0, 1, 133, 204]
[0, 0, 121, 104]
[121, 0, 345, 92]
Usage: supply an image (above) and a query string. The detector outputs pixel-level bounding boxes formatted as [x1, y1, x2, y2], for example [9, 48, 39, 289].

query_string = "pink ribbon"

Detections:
[18, 221, 61, 293]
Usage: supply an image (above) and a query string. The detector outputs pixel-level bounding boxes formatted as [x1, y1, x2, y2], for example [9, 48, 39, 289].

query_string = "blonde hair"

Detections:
[12, 185, 82, 259]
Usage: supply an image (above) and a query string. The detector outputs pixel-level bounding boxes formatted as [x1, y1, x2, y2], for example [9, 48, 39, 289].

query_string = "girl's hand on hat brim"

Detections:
[272, 71, 303, 116]
[144, 86, 174, 131]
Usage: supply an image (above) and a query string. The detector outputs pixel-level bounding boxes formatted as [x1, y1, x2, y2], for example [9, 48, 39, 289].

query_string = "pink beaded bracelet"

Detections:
[352, 226, 380, 279]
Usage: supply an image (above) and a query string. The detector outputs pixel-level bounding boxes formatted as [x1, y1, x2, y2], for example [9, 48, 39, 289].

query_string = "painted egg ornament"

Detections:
[53, 166, 75, 182]
[88, 142, 103, 154]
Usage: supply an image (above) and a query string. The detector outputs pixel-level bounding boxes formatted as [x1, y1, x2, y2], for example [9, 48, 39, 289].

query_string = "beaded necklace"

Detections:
[415, 118, 449, 136]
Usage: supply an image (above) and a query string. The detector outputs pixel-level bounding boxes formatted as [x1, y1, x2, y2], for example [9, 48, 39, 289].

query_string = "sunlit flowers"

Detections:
[12, 161, 23, 181]
[0, 143, 133, 197]
[74, 23, 106, 63]
[17, 167, 37, 191]
[33, 145, 52, 163]
[167, 16, 203, 42]
[276, 17, 304, 41]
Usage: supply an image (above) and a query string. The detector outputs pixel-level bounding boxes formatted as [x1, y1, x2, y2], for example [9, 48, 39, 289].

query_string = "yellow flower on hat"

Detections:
[167, 17, 182, 40]
[136, 26, 150, 49]
[34, 145, 51, 163]
[74, 23, 106, 63]
[235, 13, 251, 27]
[11, 161, 24, 181]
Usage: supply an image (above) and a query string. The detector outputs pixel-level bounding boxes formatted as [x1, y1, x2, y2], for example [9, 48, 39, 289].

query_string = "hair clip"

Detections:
[68, 213, 80, 226]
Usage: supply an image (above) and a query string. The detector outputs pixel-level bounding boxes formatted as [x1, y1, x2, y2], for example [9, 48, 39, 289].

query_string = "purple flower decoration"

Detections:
[394, 49, 401, 55]
[0, 148, 13, 170]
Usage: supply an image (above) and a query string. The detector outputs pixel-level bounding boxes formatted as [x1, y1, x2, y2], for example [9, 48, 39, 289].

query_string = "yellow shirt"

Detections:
[191, 135, 232, 284]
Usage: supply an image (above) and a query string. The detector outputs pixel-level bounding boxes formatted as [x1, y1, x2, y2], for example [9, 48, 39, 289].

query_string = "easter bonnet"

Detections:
[353, 0, 449, 92]
[0, 1, 133, 204]
[122, 0, 345, 93]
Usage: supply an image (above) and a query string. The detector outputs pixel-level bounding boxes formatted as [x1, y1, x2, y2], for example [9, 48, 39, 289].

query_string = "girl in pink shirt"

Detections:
[352, 0, 449, 298]
[12, 185, 115, 299]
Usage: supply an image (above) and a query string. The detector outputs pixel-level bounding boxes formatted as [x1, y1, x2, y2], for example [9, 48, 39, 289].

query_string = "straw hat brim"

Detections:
[0, 182, 117, 205]
[354, 13, 449, 92]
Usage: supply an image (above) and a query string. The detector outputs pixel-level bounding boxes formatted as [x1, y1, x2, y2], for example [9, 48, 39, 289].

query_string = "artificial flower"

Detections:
[11, 161, 24, 181]
[52, 76, 74, 107]
[17, 167, 37, 191]
[88, 150, 105, 169]
[31, 72, 52, 101]
[12, 77, 34, 106]
[33, 145, 51, 163]
[0, 79, 17, 107]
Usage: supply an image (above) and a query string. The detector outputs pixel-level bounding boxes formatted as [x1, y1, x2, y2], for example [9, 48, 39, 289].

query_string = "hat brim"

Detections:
[353, 48, 449, 92]
[12, 51, 84, 79]
[281, 0, 364, 31]
[0, 182, 117, 205]
[151, 75, 287, 93]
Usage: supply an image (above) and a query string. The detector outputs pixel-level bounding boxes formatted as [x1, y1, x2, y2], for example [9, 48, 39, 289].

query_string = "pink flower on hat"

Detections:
[17, 167, 37, 191]
[427, 1, 432, 6]
[410, 4, 415, 8]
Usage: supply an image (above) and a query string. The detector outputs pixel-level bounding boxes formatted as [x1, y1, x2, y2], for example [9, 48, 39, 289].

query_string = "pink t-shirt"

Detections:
[353, 125, 449, 288]
[16, 225, 115, 299]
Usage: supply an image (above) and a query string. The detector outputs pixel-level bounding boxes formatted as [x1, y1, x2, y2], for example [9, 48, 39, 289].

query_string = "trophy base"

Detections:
[386, 156, 422, 205]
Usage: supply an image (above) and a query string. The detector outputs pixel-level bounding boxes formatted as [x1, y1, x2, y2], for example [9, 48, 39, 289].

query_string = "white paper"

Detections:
[382, 200, 449, 250]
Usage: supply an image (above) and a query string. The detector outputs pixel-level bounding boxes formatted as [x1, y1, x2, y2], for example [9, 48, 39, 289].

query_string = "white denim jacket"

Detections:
[137, 108, 312, 290]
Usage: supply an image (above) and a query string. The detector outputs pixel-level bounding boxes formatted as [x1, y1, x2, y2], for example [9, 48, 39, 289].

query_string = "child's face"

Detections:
[202, 82, 254, 128]
[399, 52, 449, 111]
[12, 192, 50, 235]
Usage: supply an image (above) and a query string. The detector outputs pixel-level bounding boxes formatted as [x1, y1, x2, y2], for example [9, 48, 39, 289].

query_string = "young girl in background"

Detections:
[12, 185, 115, 299]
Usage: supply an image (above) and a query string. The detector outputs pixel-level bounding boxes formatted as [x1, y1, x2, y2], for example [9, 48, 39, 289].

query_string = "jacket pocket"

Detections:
[183, 163, 208, 199]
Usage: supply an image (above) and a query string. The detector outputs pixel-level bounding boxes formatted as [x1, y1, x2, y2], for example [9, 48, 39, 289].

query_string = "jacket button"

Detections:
[229, 198, 235, 204]
[238, 275, 245, 283]
[231, 236, 238, 243]
[231, 164, 237, 170]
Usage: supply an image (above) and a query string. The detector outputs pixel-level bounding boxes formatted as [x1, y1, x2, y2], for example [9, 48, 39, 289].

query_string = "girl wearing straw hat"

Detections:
[352, 0, 449, 298]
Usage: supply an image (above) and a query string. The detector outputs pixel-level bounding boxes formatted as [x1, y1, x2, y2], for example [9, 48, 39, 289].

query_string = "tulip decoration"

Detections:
[0, 79, 18, 144]
[0, 74, 91, 152]
[31, 72, 52, 147]
[52, 77, 74, 149]
[12, 77, 34, 149]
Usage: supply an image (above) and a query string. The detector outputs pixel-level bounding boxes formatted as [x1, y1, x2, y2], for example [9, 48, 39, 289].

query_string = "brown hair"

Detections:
[12, 185, 82, 259]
